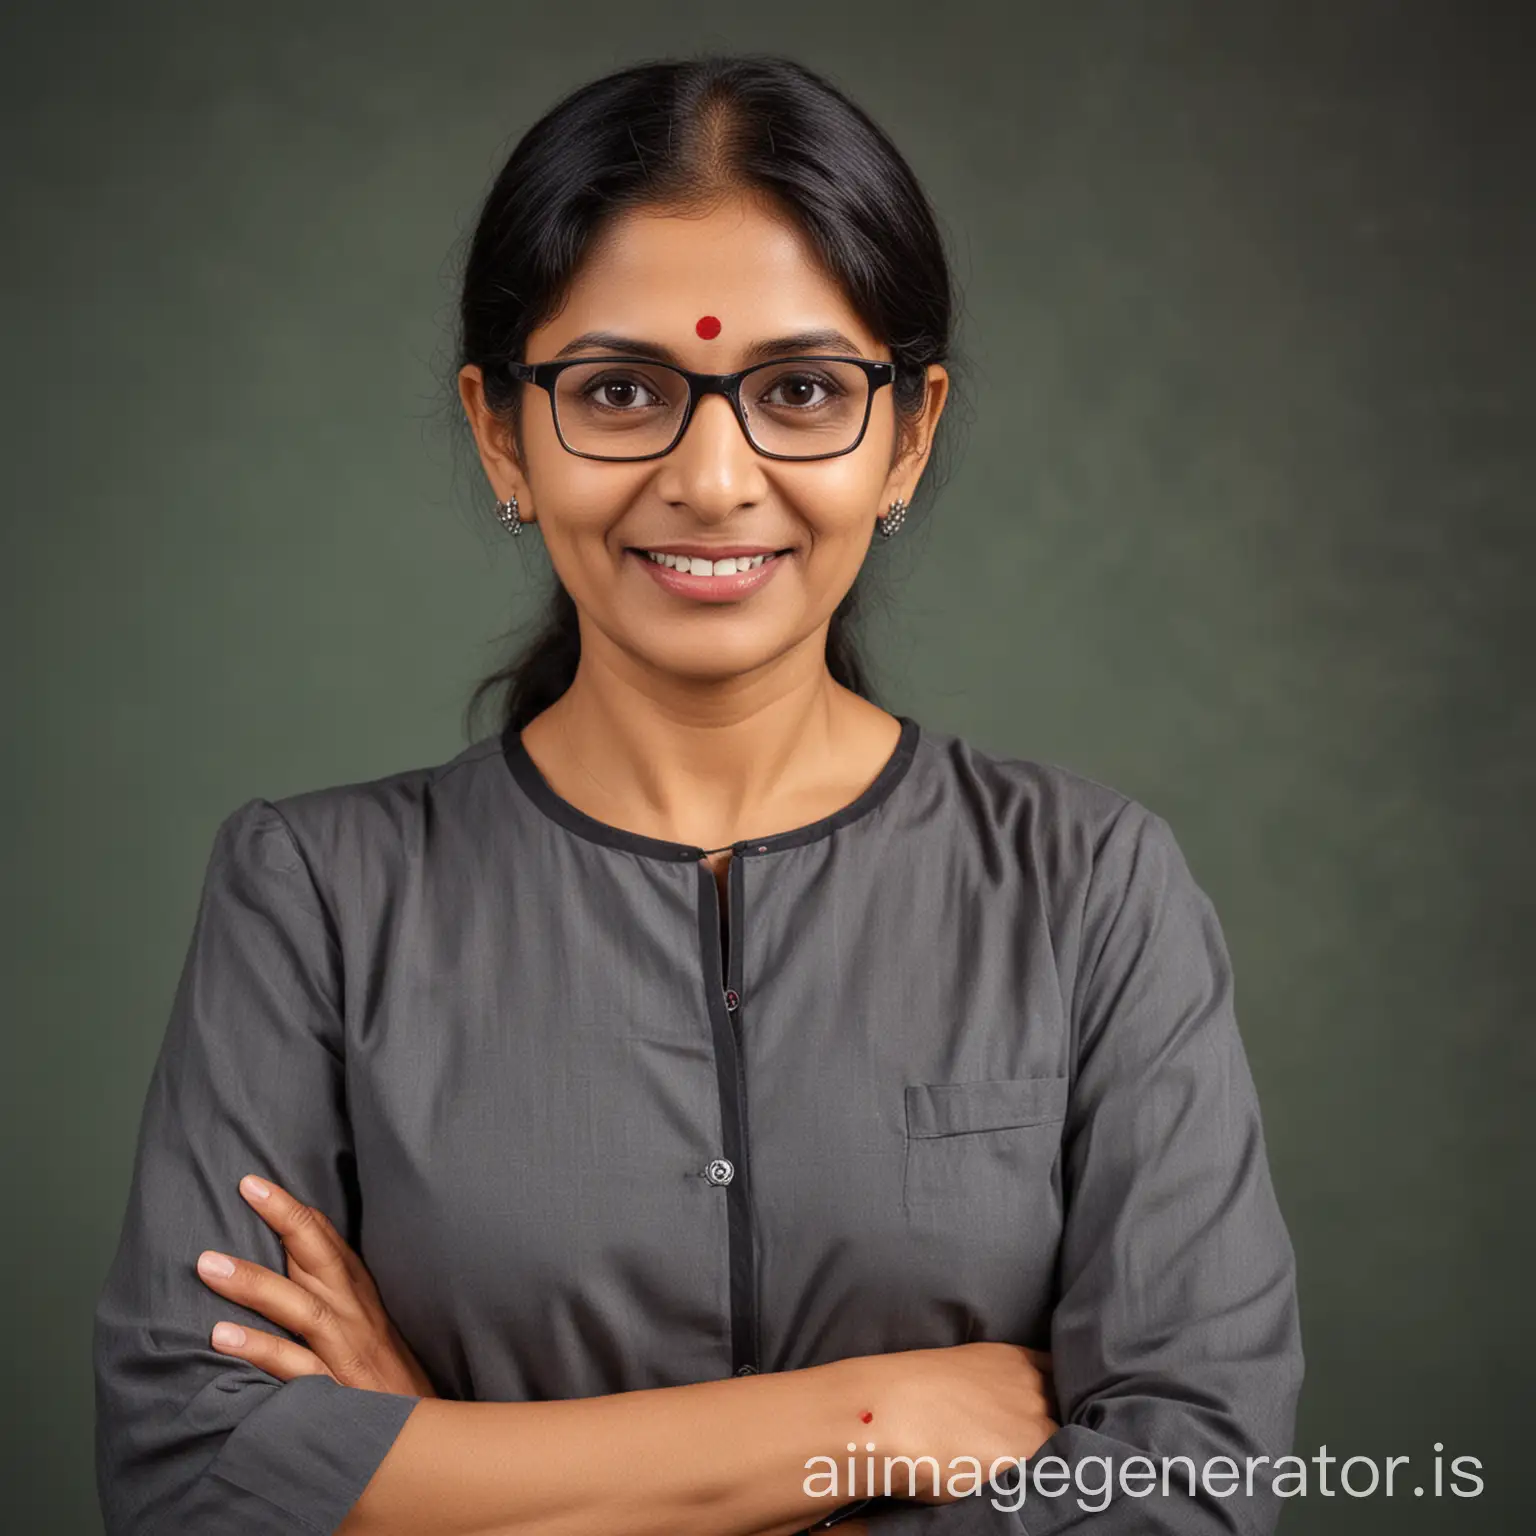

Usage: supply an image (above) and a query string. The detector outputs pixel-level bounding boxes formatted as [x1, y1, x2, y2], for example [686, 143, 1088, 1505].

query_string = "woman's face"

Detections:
[459, 193, 948, 691]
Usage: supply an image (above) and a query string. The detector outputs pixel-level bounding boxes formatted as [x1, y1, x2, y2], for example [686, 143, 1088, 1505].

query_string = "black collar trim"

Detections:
[501, 713, 921, 860]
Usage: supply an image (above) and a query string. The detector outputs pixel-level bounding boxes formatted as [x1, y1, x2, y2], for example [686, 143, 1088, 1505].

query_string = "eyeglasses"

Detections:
[502, 354, 897, 462]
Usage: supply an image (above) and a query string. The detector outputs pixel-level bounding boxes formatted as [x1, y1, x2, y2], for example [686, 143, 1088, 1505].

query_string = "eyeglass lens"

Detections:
[551, 360, 872, 459]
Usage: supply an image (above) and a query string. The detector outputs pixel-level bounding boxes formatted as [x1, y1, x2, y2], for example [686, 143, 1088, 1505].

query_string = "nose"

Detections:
[677, 385, 753, 456]
[658, 387, 765, 510]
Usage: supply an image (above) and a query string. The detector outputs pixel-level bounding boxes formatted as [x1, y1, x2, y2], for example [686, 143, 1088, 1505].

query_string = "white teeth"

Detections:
[644, 551, 773, 575]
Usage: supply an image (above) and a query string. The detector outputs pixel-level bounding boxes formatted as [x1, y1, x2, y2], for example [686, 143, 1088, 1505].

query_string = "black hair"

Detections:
[450, 52, 967, 739]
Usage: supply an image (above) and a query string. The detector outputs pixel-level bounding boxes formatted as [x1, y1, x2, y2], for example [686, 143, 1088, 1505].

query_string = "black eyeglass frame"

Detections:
[501, 354, 898, 463]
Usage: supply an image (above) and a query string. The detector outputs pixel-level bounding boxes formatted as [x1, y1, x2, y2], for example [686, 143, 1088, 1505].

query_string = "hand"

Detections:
[853, 1341, 1059, 1505]
[195, 1173, 437, 1397]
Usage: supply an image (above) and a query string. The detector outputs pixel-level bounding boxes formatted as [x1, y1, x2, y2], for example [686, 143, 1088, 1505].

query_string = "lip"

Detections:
[627, 546, 792, 604]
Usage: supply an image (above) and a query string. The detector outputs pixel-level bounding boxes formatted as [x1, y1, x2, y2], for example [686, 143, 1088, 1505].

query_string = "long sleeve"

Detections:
[93, 797, 420, 1535]
[875, 804, 1304, 1534]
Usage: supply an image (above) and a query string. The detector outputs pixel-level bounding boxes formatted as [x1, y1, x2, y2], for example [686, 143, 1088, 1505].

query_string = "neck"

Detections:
[520, 647, 890, 851]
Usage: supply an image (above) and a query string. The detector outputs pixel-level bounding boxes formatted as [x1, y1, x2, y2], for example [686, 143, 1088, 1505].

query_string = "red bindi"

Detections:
[695, 314, 722, 339]
[859, 1411, 874, 1423]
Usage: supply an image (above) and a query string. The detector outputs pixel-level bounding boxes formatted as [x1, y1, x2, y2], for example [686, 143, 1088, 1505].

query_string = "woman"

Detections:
[93, 53, 1303, 1536]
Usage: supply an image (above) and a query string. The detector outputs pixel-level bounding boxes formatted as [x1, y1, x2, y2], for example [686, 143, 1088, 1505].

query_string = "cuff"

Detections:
[201, 1375, 419, 1532]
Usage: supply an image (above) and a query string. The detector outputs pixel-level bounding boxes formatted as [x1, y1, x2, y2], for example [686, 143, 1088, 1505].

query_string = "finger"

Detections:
[271, 1195, 370, 1287]
[209, 1319, 330, 1382]
[196, 1248, 342, 1347]
[238, 1175, 359, 1292]
[295, 1203, 377, 1295]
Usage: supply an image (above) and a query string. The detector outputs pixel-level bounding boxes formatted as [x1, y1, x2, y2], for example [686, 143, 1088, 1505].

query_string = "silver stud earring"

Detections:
[494, 493, 524, 536]
[878, 497, 907, 539]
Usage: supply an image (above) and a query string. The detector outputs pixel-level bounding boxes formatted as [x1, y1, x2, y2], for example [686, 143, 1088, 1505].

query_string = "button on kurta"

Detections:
[704, 1157, 735, 1185]
[723, 988, 740, 1011]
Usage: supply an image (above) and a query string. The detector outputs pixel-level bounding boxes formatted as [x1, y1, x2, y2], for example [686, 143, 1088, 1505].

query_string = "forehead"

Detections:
[538, 198, 880, 362]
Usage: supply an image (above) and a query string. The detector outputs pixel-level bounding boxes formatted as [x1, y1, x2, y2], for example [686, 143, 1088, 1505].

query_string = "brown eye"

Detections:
[580, 373, 663, 411]
[761, 371, 842, 410]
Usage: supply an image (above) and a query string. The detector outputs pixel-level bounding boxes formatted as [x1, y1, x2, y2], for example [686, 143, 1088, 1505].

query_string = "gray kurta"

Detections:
[93, 715, 1304, 1534]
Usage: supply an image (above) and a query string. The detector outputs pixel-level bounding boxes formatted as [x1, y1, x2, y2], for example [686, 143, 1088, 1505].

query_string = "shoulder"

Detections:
[905, 720, 1201, 945]
[213, 732, 508, 893]
[908, 717, 1159, 862]
[909, 722, 1216, 1017]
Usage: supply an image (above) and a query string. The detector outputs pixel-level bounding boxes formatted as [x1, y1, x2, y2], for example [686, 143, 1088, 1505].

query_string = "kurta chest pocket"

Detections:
[902, 1075, 1069, 1213]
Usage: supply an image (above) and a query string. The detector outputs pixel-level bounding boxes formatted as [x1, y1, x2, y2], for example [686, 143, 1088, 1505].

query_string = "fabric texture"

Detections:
[93, 715, 1303, 1533]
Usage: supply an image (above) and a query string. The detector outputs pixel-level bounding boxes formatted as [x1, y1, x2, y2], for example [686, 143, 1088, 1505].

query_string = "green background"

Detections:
[4, 2, 1531, 1531]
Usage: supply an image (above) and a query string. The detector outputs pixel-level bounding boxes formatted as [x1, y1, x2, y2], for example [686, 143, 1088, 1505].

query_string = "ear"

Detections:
[883, 364, 950, 506]
[458, 364, 530, 506]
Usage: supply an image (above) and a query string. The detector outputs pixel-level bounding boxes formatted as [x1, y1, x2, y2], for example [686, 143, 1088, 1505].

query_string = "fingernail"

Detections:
[198, 1250, 236, 1278]
[212, 1322, 247, 1348]
[241, 1175, 271, 1201]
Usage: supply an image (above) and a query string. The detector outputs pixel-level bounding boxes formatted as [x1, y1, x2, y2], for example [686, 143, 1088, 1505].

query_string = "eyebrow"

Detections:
[550, 327, 869, 365]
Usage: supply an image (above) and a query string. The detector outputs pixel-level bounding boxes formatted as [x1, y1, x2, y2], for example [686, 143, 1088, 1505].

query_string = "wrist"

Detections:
[809, 1354, 910, 1502]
